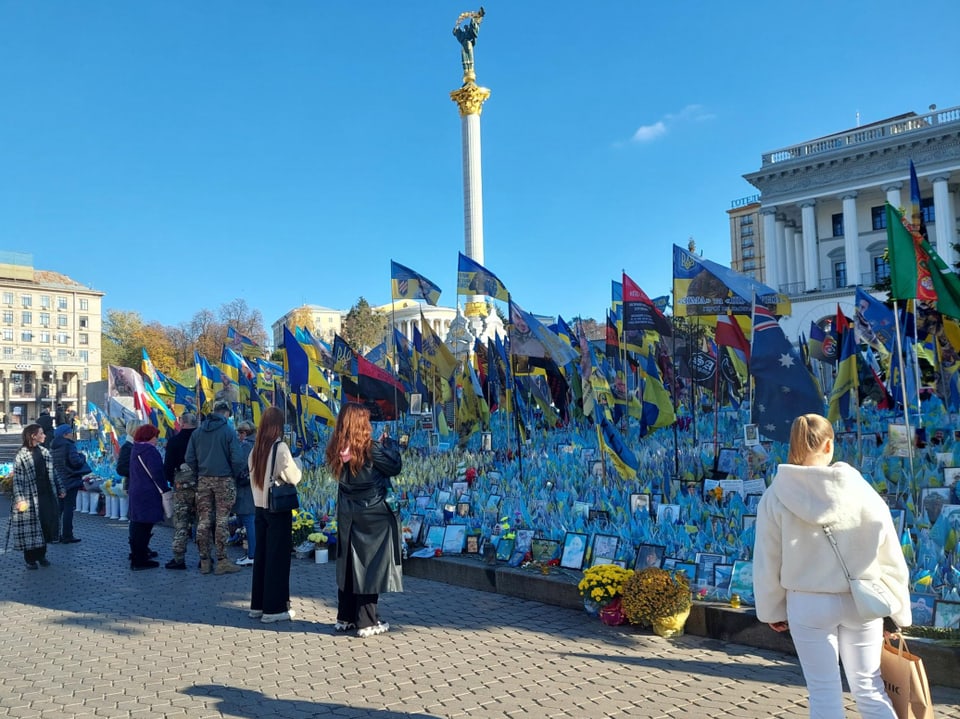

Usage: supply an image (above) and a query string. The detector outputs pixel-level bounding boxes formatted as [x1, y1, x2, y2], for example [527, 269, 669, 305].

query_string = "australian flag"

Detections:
[750, 299, 824, 443]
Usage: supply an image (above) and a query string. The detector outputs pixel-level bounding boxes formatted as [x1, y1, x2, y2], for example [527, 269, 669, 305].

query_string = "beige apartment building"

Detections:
[0, 252, 103, 424]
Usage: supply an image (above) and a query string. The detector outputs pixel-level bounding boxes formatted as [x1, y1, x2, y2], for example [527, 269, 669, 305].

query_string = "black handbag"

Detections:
[267, 441, 299, 513]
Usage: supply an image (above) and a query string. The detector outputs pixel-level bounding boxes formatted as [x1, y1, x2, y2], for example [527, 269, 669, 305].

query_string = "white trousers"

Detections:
[786, 590, 896, 719]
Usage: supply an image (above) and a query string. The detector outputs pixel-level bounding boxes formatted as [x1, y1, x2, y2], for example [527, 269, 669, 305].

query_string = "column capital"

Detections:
[882, 182, 903, 192]
[800, 200, 816, 208]
[450, 82, 491, 117]
[931, 173, 951, 184]
[841, 192, 858, 201]
[776, 213, 787, 223]
[760, 206, 778, 216]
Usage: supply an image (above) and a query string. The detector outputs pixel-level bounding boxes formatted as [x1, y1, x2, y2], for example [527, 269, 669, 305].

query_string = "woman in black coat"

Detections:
[10, 424, 63, 569]
[325, 403, 402, 638]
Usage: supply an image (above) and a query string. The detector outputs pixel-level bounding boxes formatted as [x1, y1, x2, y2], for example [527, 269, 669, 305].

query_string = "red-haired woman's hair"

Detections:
[250, 406, 285, 490]
[325, 403, 373, 477]
[133, 424, 160, 442]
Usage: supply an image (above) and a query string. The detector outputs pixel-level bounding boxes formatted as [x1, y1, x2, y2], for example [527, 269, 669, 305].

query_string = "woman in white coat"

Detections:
[753, 414, 911, 719]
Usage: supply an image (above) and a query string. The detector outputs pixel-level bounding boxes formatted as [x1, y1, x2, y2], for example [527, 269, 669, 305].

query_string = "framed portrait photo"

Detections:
[514, 529, 535, 554]
[507, 550, 526, 567]
[442, 524, 467, 554]
[559, 531, 589, 570]
[716, 447, 738, 475]
[456, 501, 471, 518]
[695, 552, 725, 584]
[656, 503, 680, 525]
[495, 537, 515, 561]
[405, 514, 424, 545]
[919, 487, 952, 524]
[743, 423, 760, 446]
[634, 543, 665, 570]
[742, 515, 757, 531]
[944, 466, 960, 487]
[481, 431, 492, 452]
[409, 393, 422, 415]
[590, 534, 620, 567]
[451, 481, 468, 498]
[464, 534, 480, 554]
[729, 560, 755, 604]
[672, 561, 697, 581]
[933, 600, 960, 629]
[744, 494, 762, 514]
[713, 564, 733, 591]
[424, 524, 446, 549]
[630, 493, 651, 515]
[588, 508, 610, 525]
[573, 501, 591, 518]
[485, 494, 502, 512]
[530, 538, 560, 563]
[910, 593, 935, 626]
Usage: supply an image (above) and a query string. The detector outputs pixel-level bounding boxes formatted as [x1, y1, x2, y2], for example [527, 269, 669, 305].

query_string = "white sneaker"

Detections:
[235, 556, 254, 566]
[261, 609, 296, 624]
[357, 621, 389, 638]
[334, 621, 356, 632]
[248, 610, 263, 619]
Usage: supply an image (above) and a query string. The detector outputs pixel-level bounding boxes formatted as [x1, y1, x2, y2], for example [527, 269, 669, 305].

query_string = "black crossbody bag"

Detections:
[267, 441, 299, 513]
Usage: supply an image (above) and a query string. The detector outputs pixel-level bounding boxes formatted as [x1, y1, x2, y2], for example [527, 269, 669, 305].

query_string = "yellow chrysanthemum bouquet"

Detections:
[578, 564, 634, 606]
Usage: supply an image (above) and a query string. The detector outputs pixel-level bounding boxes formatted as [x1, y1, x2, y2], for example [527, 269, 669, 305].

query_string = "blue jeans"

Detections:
[238, 513, 256, 559]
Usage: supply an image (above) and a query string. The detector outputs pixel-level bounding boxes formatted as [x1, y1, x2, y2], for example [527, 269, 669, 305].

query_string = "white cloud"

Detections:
[628, 104, 715, 145]
[631, 121, 667, 143]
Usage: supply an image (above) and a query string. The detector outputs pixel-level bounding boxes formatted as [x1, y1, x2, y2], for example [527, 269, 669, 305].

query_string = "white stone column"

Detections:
[461, 113, 485, 265]
[801, 201, 819, 292]
[884, 183, 902, 211]
[787, 223, 802, 288]
[841, 193, 861, 287]
[932, 174, 953, 260]
[761, 208, 779, 290]
[775, 214, 788, 290]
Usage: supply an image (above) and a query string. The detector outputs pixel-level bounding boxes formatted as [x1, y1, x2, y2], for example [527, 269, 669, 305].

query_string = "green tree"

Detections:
[341, 297, 387, 354]
[219, 298, 268, 352]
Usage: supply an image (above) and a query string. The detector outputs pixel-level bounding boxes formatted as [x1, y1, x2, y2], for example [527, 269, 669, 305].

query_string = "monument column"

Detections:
[932, 174, 954, 261]
[884, 182, 902, 211]
[761, 208, 778, 290]
[451, 9, 490, 328]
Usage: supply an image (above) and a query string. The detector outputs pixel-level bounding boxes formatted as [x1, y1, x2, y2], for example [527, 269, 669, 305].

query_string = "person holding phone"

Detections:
[325, 404, 402, 638]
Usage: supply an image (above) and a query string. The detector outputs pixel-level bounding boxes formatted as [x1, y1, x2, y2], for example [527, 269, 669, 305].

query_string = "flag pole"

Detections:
[390, 298, 399, 431]
[507, 293, 524, 484]
[910, 299, 923, 431]
[670, 312, 680, 476]
[891, 300, 916, 482]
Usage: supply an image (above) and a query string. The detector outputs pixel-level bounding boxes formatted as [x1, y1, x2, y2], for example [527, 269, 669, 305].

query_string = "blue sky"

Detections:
[2, 1, 959, 338]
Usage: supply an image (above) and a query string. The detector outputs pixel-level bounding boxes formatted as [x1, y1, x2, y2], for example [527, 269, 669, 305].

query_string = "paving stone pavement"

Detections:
[1, 500, 958, 719]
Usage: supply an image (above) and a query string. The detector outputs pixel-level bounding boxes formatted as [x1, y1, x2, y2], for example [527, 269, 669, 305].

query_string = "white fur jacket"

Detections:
[753, 461, 912, 628]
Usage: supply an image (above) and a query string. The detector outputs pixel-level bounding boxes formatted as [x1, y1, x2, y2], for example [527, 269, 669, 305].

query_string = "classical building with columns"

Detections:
[732, 104, 960, 342]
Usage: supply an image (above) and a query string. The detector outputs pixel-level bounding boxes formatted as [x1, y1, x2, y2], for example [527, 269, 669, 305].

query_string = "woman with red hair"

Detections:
[127, 424, 167, 570]
[325, 403, 402, 638]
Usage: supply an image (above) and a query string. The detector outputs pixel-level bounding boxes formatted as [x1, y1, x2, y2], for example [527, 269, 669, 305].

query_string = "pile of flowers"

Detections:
[306, 532, 328, 549]
[578, 564, 634, 606]
[621, 568, 692, 625]
[0, 463, 13, 496]
[291, 510, 316, 546]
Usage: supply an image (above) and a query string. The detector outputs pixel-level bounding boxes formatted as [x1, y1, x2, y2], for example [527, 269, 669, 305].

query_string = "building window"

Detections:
[39, 312, 50, 327]
[21, 331, 33, 342]
[744, 260, 756, 270]
[79, 298, 88, 311]
[21, 311, 31, 325]
[834, 261, 847, 287]
[40, 349, 51, 361]
[873, 255, 890, 283]
[40, 295, 50, 309]
[21, 348, 32, 360]
[871, 206, 887, 231]
[40, 331, 50, 343]
[79, 333, 88, 345]
[741, 225, 754, 237]
[57, 349, 68, 361]
[79, 316, 88, 328]
[2, 311, 12, 324]
[3, 347, 12, 358]
[740, 216, 754, 226]
[2, 329, 11, 341]
[2, 292, 12, 305]
[58, 315, 68, 327]
[57, 297, 67, 310]
[832, 214, 844, 237]
[921, 197, 935, 224]
[79, 350, 89, 363]
[21, 295, 32, 308]
[56, 332, 68, 344]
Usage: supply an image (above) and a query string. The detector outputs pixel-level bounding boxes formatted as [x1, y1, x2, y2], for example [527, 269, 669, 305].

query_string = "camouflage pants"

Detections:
[196, 476, 236, 560]
[170, 485, 197, 560]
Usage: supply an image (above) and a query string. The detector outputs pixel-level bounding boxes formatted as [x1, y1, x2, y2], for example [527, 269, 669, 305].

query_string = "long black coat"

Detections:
[336, 439, 403, 595]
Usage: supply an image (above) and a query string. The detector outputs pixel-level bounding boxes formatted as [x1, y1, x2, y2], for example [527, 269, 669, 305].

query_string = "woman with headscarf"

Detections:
[325, 403, 403, 638]
[10, 423, 63, 569]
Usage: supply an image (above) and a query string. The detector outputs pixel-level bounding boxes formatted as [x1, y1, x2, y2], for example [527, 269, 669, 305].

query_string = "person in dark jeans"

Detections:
[127, 424, 167, 570]
[51, 425, 91, 543]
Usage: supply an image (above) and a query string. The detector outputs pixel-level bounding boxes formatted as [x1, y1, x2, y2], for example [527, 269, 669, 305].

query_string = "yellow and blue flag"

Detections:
[391, 260, 442, 306]
[827, 323, 858, 423]
[457, 252, 509, 302]
[226, 326, 261, 359]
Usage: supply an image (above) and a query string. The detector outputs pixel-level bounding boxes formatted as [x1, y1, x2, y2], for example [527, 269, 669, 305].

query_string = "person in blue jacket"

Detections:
[51, 425, 91, 543]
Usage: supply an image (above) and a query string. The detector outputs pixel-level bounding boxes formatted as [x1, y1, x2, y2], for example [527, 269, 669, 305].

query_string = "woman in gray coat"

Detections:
[325, 403, 402, 638]
[10, 423, 64, 569]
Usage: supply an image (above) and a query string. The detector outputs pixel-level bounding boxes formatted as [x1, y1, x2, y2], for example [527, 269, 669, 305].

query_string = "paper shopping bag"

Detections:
[880, 637, 935, 719]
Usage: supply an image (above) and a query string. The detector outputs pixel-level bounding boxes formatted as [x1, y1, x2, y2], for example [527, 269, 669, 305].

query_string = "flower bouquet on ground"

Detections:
[621, 568, 692, 637]
[292, 511, 316, 557]
[307, 532, 328, 550]
[578, 564, 634, 623]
